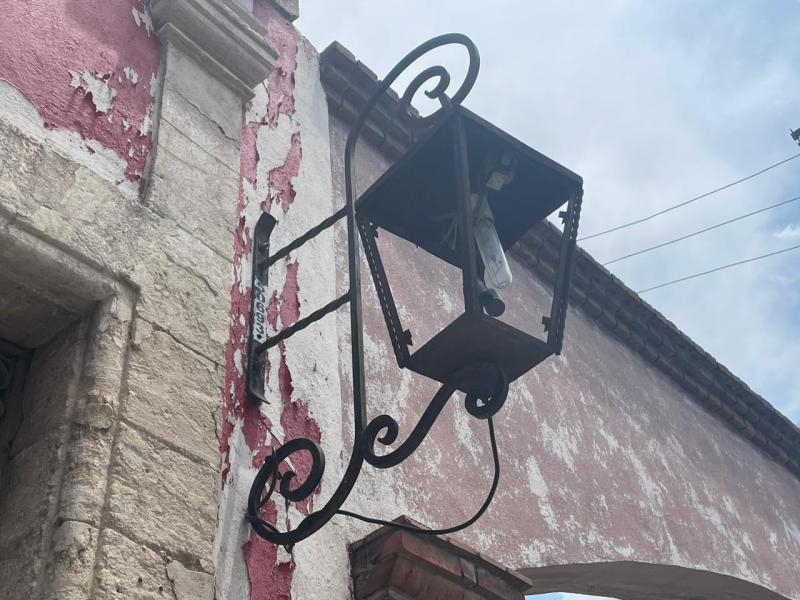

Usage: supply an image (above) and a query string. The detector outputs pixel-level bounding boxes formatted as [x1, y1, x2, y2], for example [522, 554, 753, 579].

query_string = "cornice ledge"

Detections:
[151, 0, 277, 100]
[320, 41, 421, 160]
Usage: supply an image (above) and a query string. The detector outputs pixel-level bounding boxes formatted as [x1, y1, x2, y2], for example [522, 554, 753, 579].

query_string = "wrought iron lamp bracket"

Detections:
[245, 33, 580, 549]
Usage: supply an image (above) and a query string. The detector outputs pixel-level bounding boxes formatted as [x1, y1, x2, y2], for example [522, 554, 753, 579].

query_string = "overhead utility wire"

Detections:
[637, 243, 800, 294]
[579, 152, 800, 241]
[603, 194, 800, 265]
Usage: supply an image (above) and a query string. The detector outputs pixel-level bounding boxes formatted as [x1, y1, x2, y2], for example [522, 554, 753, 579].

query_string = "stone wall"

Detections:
[1, 1, 799, 599]
[0, 1, 273, 598]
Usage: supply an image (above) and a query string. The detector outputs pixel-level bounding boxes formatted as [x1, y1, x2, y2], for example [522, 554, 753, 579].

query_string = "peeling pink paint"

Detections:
[219, 2, 319, 598]
[242, 504, 294, 600]
[254, 0, 298, 128]
[0, 0, 160, 187]
[266, 132, 303, 213]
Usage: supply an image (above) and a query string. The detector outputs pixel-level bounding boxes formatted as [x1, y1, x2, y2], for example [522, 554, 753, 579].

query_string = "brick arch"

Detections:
[521, 561, 790, 600]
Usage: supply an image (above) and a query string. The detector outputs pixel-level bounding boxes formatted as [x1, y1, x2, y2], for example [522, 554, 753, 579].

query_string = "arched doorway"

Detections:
[521, 562, 790, 600]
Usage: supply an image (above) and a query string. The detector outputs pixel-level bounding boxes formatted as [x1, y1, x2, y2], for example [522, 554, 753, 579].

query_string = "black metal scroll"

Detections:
[245, 34, 495, 549]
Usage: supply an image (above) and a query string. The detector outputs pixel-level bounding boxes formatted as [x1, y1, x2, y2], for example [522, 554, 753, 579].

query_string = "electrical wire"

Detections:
[637, 243, 800, 294]
[579, 152, 800, 241]
[603, 194, 800, 266]
[335, 416, 500, 536]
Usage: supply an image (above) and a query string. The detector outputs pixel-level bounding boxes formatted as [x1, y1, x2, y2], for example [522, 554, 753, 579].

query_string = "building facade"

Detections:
[0, 1, 799, 599]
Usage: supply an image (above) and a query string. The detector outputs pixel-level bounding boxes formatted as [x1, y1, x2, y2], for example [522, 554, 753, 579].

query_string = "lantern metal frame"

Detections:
[245, 33, 583, 549]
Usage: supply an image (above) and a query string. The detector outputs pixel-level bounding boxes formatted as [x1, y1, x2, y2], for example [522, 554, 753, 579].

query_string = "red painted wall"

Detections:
[0, 0, 160, 188]
[220, 2, 320, 599]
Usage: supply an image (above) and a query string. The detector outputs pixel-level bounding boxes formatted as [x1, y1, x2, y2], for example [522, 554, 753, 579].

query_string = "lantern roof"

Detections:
[356, 105, 583, 267]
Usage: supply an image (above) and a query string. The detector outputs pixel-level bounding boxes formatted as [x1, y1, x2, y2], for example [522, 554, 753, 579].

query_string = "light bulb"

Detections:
[471, 193, 512, 290]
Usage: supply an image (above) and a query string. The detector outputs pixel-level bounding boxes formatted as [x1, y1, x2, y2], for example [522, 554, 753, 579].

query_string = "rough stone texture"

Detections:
[0, 319, 87, 598]
[57, 426, 115, 527]
[144, 125, 240, 258]
[107, 424, 218, 560]
[93, 529, 174, 600]
[51, 292, 133, 537]
[48, 521, 100, 600]
[167, 559, 216, 599]
[10, 322, 86, 453]
[0, 526, 40, 600]
[126, 321, 223, 466]
[0, 1, 273, 597]
[0, 432, 60, 548]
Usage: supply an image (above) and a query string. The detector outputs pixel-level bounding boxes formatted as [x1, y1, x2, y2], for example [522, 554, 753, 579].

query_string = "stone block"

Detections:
[0, 117, 48, 208]
[57, 426, 114, 526]
[132, 218, 232, 362]
[162, 43, 243, 140]
[125, 322, 223, 465]
[46, 520, 99, 600]
[159, 80, 240, 169]
[107, 425, 218, 560]
[93, 528, 174, 600]
[167, 559, 215, 599]
[0, 433, 59, 547]
[147, 120, 239, 258]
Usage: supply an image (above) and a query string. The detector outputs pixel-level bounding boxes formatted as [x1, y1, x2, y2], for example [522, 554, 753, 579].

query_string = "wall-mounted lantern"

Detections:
[246, 34, 583, 549]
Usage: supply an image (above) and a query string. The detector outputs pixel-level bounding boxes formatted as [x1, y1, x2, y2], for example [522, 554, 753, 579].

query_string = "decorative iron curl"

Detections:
[246, 438, 325, 545]
[361, 381, 457, 469]
[360, 363, 508, 469]
[458, 362, 509, 419]
[247, 34, 482, 548]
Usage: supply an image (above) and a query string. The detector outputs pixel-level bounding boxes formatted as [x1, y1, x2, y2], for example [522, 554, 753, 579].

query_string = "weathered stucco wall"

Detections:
[324, 113, 800, 600]
[2, 1, 799, 599]
[213, 2, 345, 599]
[0, 0, 160, 195]
[0, 0, 266, 597]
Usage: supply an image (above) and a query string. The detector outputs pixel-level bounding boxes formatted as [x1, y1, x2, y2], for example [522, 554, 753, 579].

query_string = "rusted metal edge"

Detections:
[319, 41, 800, 481]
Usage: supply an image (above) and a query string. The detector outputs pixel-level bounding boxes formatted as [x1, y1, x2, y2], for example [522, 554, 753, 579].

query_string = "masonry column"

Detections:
[82, 2, 276, 599]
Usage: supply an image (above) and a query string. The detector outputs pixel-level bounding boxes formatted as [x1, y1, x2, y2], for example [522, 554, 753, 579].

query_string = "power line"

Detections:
[637, 243, 800, 294]
[603, 194, 800, 266]
[579, 152, 800, 241]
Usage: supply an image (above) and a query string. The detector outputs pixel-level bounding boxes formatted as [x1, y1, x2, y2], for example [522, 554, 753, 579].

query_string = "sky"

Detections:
[297, 0, 800, 426]
[530, 595, 616, 600]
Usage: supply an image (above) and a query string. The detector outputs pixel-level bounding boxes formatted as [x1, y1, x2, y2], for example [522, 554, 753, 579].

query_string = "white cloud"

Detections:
[775, 224, 800, 240]
[298, 0, 800, 423]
